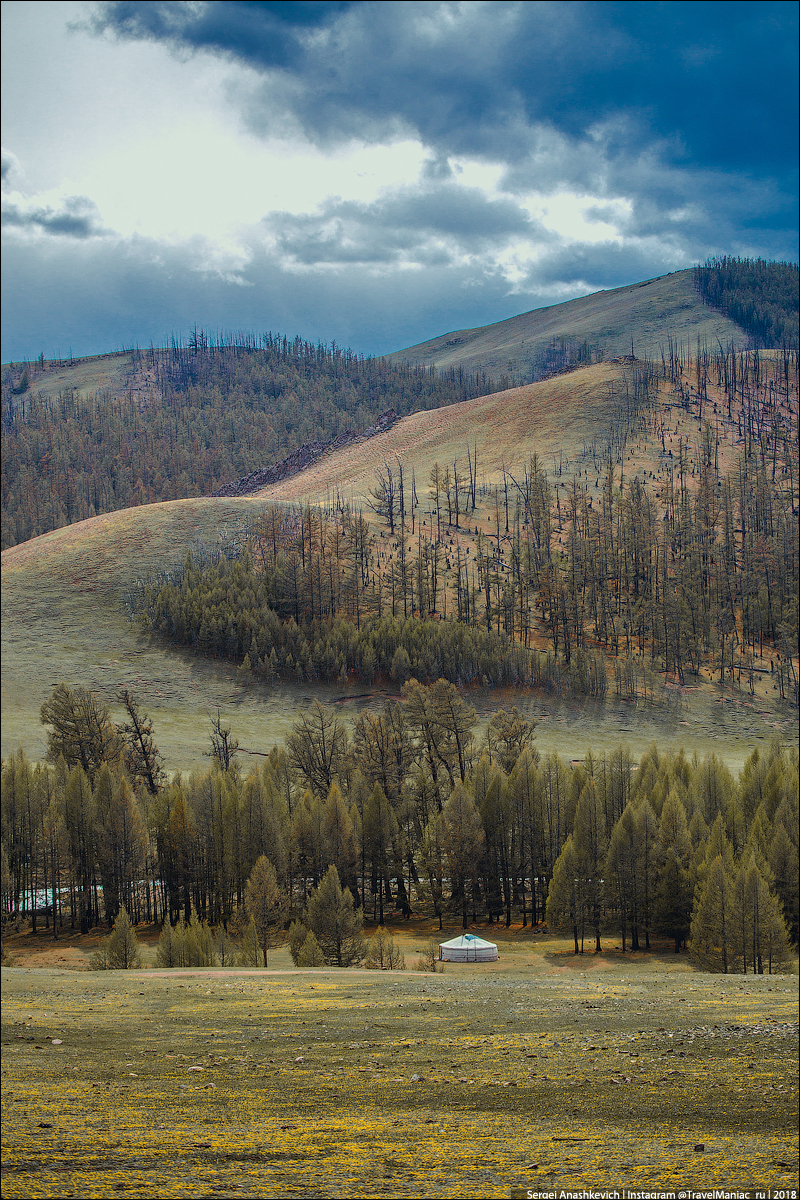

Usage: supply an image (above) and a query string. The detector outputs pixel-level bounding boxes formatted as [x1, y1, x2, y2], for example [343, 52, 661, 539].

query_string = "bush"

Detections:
[413, 938, 443, 973]
[90, 905, 142, 970]
[288, 920, 309, 966]
[236, 916, 261, 967]
[297, 930, 325, 966]
[365, 926, 405, 970]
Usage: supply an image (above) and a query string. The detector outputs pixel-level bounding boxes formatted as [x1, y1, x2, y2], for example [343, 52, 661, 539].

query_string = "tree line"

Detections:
[0, 332, 494, 549]
[2, 683, 797, 973]
[133, 367, 799, 703]
[694, 257, 799, 350]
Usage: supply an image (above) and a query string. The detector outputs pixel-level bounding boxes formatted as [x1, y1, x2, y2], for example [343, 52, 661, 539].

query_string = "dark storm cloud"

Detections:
[526, 241, 682, 295]
[1, 195, 108, 239]
[83, 0, 354, 70]
[88, 0, 798, 178]
[268, 183, 550, 266]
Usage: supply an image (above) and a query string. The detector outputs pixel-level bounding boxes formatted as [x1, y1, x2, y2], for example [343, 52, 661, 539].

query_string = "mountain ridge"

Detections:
[386, 269, 748, 382]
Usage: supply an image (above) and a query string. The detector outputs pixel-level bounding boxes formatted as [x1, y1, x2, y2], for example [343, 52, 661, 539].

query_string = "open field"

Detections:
[2, 923, 797, 1199]
[387, 270, 747, 379]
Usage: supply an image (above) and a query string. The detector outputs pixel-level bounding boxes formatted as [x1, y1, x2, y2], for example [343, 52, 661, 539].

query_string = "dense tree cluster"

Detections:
[134, 357, 799, 703]
[138, 544, 602, 693]
[2, 683, 796, 973]
[0, 332, 494, 548]
[694, 257, 799, 349]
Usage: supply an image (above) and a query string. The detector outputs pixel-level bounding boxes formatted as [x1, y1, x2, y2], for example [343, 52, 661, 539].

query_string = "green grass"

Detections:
[2, 929, 797, 1198]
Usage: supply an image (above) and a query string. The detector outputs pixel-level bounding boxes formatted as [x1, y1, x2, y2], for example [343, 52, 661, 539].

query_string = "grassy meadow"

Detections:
[2, 923, 798, 1199]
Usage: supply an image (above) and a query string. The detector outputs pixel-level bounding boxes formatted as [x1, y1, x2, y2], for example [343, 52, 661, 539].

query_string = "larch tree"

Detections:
[118, 689, 166, 795]
[571, 778, 607, 953]
[286, 702, 348, 798]
[322, 782, 358, 900]
[362, 783, 398, 924]
[691, 853, 738, 972]
[305, 865, 366, 967]
[546, 835, 582, 955]
[653, 789, 693, 952]
[440, 783, 485, 929]
[243, 855, 285, 967]
[733, 853, 791, 974]
[40, 683, 122, 784]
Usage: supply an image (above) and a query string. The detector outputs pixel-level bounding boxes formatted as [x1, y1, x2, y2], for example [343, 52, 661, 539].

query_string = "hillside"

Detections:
[387, 270, 747, 381]
[3, 349, 797, 774]
[4, 263, 795, 551]
[246, 361, 623, 507]
[0, 336, 492, 549]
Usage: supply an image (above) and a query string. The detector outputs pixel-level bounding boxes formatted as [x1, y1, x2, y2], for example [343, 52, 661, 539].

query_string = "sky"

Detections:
[1, 0, 797, 363]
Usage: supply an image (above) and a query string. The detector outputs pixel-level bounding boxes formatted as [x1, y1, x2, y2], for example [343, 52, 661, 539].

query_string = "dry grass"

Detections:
[2, 923, 797, 1198]
[255, 363, 621, 507]
[8, 351, 136, 404]
[3, 359, 797, 775]
[387, 270, 746, 377]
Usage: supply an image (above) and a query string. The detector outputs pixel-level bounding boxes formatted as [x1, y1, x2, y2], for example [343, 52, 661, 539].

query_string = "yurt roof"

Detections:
[439, 934, 498, 949]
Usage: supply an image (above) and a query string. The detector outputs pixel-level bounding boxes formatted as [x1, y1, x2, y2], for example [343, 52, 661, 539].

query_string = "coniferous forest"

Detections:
[1, 259, 798, 972]
[695, 257, 799, 350]
[131, 339, 799, 706]
[0, 334, 493, 549]
[2, 683, 797, 973]
[3, 257, 796, 552]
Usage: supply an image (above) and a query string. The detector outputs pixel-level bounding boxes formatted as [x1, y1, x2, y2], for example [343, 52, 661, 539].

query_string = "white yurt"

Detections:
[438, 933, 499, 962]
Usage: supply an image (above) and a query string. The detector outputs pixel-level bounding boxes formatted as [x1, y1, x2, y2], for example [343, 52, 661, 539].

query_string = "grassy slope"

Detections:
[387, 270, 747, 378]
[1, 934, 797, 1197]
[249, 360, 621, 506]
[4, 350, 137, 403]
[0, 366, 622, 772]
[3, 360, 797, 774]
